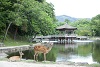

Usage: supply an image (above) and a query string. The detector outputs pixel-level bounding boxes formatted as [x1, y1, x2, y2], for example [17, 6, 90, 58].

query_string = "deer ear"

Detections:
[19, 50, 22, 53]
[19, 51, 21, 53]
[52, 43, 54, 45]
[50, 42, 53, 45]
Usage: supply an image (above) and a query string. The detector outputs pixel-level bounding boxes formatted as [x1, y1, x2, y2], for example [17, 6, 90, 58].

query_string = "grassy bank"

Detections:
[1, 38, 33, 46]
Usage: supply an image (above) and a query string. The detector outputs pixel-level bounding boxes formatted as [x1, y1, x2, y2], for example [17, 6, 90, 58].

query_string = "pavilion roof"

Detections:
[56, 23, 77, 30]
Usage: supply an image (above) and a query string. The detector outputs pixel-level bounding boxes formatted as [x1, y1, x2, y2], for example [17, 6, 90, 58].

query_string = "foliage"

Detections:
[70, 14, 100, 36]
[70, 19, 92, 36]
[91, 14, 100, 36]
[0, 0, 11, 39]
[0, 0, 56, 41]
[64, 19, 70, 24]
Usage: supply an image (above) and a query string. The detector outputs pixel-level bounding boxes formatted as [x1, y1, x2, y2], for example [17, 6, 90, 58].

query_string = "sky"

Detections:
[46, 0, 100, 18]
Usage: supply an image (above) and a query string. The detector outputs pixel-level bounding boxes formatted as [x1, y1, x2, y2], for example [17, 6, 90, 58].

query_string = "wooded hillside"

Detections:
[0, 0, 56, 42]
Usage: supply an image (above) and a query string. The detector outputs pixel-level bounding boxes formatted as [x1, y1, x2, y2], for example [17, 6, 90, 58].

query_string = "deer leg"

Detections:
[44, 53, 46, 61]
[36, 53, 38, 61]
[34, 53, 36, 61]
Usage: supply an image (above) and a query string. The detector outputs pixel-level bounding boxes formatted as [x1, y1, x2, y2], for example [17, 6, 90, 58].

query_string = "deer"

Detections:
[34, 42, 53, 62]
[8, 51, 24, 62]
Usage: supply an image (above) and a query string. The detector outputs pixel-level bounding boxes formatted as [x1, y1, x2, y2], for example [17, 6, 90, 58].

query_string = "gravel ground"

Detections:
[0, 61, 87, 67]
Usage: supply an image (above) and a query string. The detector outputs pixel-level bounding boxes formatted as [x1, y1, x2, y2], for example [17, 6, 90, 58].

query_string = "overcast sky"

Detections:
[46, 0, 100, 18]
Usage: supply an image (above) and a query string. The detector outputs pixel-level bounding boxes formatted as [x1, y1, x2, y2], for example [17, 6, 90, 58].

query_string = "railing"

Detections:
[35, 34, 77, 39]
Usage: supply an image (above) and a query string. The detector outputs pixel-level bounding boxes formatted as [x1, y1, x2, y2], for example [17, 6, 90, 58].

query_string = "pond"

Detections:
[7, 40, 100, 64]
[55, 40, 100, 64]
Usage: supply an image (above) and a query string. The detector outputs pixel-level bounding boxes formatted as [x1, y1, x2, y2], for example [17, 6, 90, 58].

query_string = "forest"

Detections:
[0, 0, 100, 43]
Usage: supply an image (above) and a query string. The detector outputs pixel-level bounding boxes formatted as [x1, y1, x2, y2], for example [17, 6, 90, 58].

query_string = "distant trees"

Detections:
[64, 19, 70, 24]
[70, 19, 92, 36]
[91, 14, 100, 36]
[69, 14, 100, 36]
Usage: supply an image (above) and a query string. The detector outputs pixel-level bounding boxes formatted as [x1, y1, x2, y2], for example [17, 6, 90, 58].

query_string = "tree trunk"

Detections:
[2, 22, 12, 43]
[33, 33, 37, 40]
[14, 27, 18, 40]
[29, 33, 37, 43]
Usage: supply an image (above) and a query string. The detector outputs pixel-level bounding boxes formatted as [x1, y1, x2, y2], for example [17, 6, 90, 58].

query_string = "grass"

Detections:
[1, 38, 33, 46]
[88, 64, 100, 67]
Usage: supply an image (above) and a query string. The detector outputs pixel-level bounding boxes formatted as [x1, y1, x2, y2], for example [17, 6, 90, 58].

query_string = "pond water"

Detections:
[55, 40, 100, 64]
[7, 40, 100, 64]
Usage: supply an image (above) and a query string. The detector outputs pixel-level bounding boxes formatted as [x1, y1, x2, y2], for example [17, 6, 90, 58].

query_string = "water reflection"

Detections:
[92, 41, 100, 63]
[56, 41, 100, 64]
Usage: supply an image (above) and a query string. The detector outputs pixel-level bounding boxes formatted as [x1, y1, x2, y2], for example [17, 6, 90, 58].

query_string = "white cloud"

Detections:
[46, 0, 100, 18]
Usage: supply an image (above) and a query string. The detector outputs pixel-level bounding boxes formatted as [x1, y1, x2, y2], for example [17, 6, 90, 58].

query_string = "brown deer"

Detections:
[34, 42, 53, 61]
[8, 51, 24, 62]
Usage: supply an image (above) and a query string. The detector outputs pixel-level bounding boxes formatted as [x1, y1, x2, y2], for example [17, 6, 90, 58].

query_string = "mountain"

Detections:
[56, 15, 78, 22]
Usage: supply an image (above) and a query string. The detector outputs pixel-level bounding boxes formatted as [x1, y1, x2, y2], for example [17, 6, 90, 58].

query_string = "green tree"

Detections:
[91, 14, 100, 36]
[0, 0, 12, 41]
[0, 0, 56, 42]
[64, 19, 70, 24]
[21, 0, 56, 36]
[70, 19, 92, 36]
